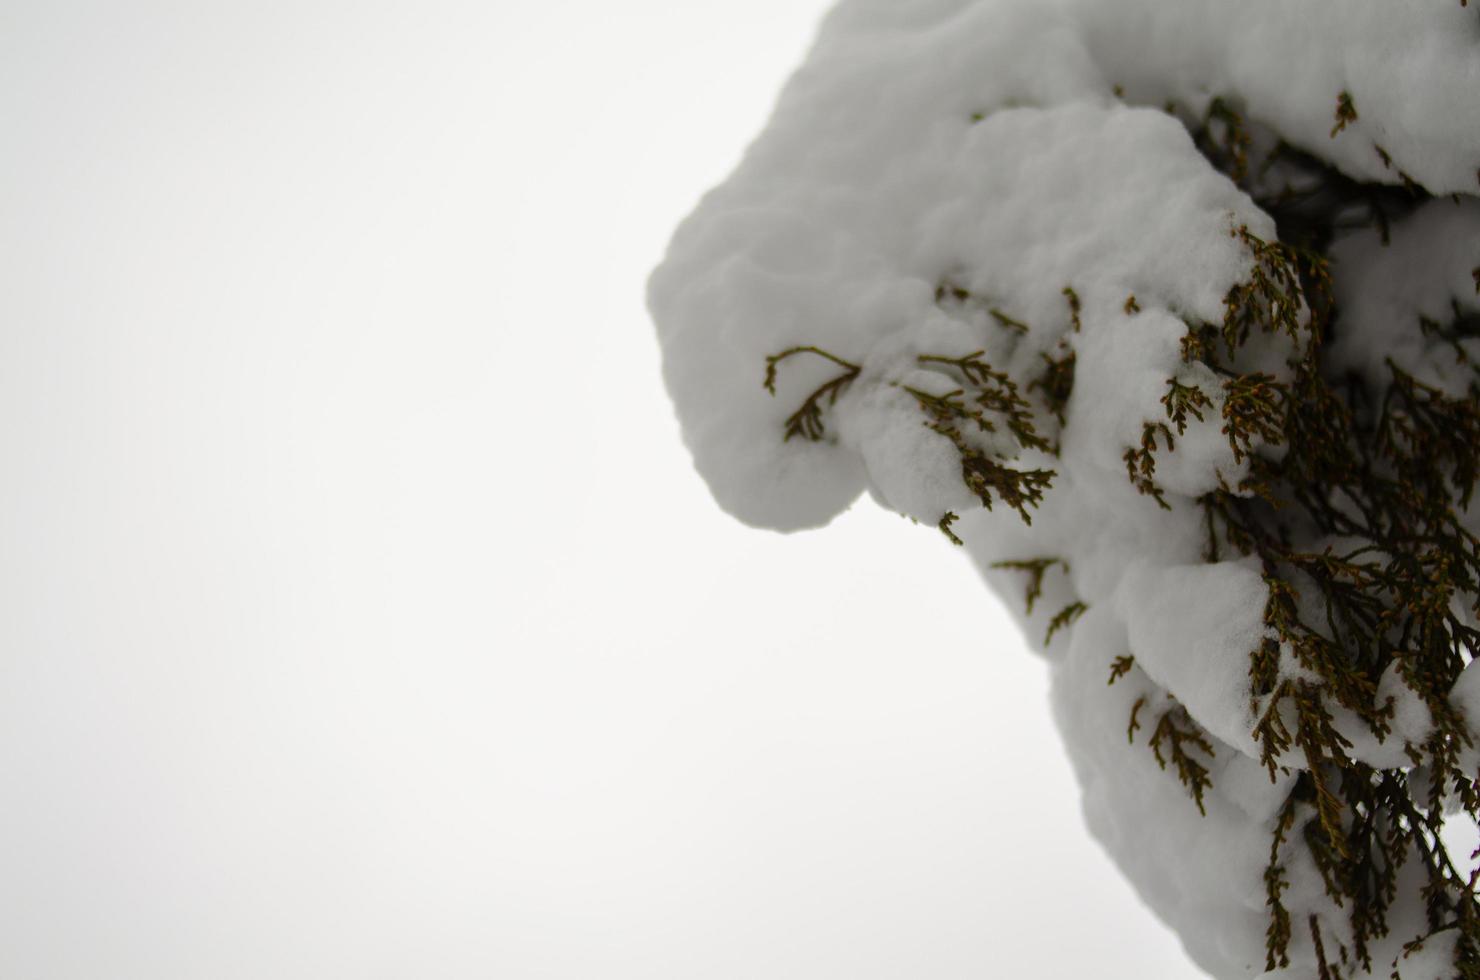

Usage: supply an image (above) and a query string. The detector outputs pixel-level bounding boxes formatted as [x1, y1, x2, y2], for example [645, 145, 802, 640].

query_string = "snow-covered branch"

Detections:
[649, 3, 1480, 976]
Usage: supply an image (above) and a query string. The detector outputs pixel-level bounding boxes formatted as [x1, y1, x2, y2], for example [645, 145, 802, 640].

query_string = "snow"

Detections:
[1052, 604, 1279, 978]
[1389, 930, 1462, 980]
[1115, 558, 1268, 759]
[649, 1, 1480, 977]
[1327, 197, 1480, 397]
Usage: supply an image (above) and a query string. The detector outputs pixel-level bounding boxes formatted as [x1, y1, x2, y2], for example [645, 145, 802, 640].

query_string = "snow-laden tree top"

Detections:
[649, 2, 1480, 977]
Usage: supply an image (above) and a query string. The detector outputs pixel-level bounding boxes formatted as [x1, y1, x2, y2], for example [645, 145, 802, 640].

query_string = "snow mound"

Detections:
[650, 2, 1480, 977]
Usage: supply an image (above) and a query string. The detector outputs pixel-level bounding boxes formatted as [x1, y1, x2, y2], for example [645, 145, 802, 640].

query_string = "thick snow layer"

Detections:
[649, 2, 1480, 977]
[1115, 558, 1268, 759]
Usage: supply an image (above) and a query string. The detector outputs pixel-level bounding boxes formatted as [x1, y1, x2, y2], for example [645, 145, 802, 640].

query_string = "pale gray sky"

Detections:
[0, 3, 1199, 977]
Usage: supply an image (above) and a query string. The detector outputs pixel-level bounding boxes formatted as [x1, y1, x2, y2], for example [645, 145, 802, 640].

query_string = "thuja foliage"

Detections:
[991, 556, 1067, 615]
[1109, 657, 1220, 816]
[1031, 346, 1076, 430]
[988, 554, 1094, 646]
[1044, 599, 1088, 645]
[762, 346, 861, 442]
[759, 91, 1480, 978]
[1139, 697, 1217, 815]
[902, 351, 1056, 523]
[1131, 95, 1480, 976]
[1331, 91, 1358, 139]
[1124, 420, 1178, 510]
[762, 284, 1074, 532]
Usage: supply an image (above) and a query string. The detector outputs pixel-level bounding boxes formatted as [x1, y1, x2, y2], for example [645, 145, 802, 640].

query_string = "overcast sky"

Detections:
[0, 3, 1201, 977]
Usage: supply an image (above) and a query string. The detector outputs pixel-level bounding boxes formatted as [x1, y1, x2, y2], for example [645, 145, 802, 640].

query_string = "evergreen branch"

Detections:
[1062, 286, 1082, 332]
[1030, 348, 1076, 430]
[1124, 421, 1175, 509]
[1162, 377, 1212, 435]
[1044, 600, 1087, 645]
[1173, 115, 1480, 974]
[1146, 702, 1217, 815]
[991, 557, 1066, 615]
[1129, 696, 1146, 745]
[903, 389, 1057, 522]
[938, 511, 962, 546]
[988, 307, 1031, 334]
[1331, 91, 1358, 138]
[762, 346, 861, 442]
[1265, 794, 1298, 971]
[935, 280, 973, 305]
[1108, 654, 1135, 686]
[1222, 372, 1286, 463]
[760, 92, 1480, 978]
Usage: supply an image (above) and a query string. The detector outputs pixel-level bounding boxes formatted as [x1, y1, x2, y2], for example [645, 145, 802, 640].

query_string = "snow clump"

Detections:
[650, 2, 1480, 977]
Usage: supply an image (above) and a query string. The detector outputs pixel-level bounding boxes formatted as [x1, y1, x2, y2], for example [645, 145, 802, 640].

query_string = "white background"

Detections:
[0, 2, 1200, 977]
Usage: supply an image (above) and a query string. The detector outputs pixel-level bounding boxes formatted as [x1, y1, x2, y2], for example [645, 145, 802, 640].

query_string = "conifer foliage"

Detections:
[650, 3, 1480, 976]
[1173, 101, 1480, 976]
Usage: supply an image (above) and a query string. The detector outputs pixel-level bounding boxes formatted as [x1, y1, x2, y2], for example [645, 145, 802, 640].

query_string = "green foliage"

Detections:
[935, 280, 1031, 335]
[762, 90, 1480, 980]
[988, 307, 1031, 334]
[1044, 600, 1087, 645]
[762, 346, 861, 442]
[1220, 370, 1285, 464]
[1179, 89, 1426, 251]
[939, 510, 963, 546]
[914, 352, 1051, 452]
[1124, 420, 1175, 510]
[1331, 91, 1358, 138]
[992, 556, 1067, 615]
[1221, 225, 1321, 352]
[935, 280, 972, 305]
[1191, 96, 1253, 185]
[1253, 141, 1422, 252]
[1063, 285, 1083, 332]
[1031, 347, 1076, 429]
[1115, 653, 1220, 816]
[1123, 228, 1316, 506]
[1313, 915, 1337, 980]
[1145, 702, 1217, 815]
[1172, 96, 1480, 977]
[902, 351, 1058, 522]
[1162, 376, 1212, 435]
[1265, 794, 1298, 970]
[765, 336, 1067, 529]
